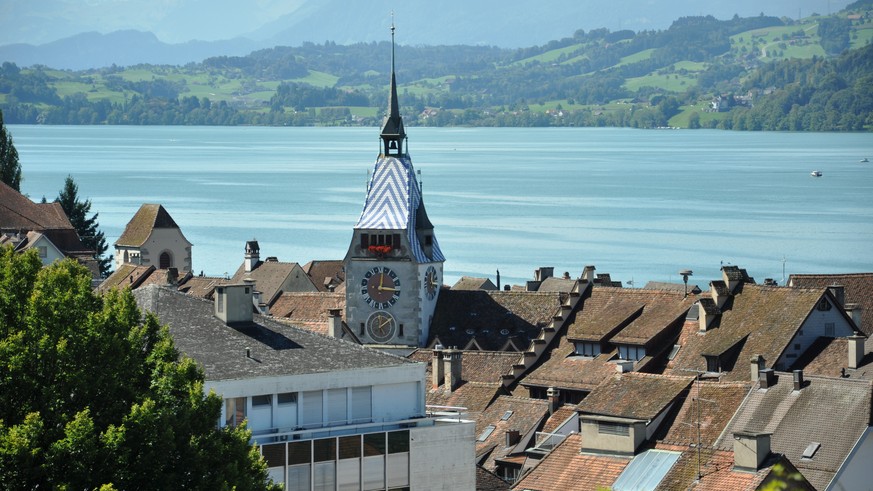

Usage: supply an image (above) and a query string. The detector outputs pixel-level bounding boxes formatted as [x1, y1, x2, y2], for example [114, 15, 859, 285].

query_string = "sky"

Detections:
[0, 0, 855, 48]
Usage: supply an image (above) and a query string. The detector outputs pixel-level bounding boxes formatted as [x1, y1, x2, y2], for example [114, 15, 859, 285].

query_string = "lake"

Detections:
[10, 125, 873, 288]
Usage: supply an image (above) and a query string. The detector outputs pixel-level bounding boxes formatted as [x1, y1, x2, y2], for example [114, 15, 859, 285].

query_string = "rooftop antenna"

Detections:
[680, 368, 717, 483]
[781, 255, 786, 285]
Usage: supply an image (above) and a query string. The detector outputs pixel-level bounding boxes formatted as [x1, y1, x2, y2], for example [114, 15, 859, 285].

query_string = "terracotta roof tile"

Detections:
[97, 264, 154, 293]
[410, 349, 521, 384]
[653, 448, 801, 491]
[577, 372, 693, 421]
[0, 181, 75, 230]
[430, 290, 564, 351]
[789, 273, 873, 336]
[791, 337, 873, 379]
[567, 287, 644, 342]
[475, 396, 549, 472]
[521, 336, 618, 392]
[541, 406, 578, 434]
[227, 260, 308, 305]
[115, 204, 185, 247]
[177, 275, 222, 299]
[512, 433, 630, 491]
[301, 259, 345, 293]
[476, 466, 510, 491]
[658, 381, 751, 448]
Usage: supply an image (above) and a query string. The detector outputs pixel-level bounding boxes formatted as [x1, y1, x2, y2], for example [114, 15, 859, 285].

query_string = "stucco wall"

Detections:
[409, 421, 476, 491]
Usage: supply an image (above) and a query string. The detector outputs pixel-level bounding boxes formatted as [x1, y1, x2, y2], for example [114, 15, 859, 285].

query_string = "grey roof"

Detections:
[716, 372, 873, 491]
[132, 285, 411, 382]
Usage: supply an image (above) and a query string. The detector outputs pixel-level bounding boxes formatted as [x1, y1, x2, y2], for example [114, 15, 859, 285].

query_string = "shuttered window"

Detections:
[301, 390, 323, 428]
[351, 386, 372, 422]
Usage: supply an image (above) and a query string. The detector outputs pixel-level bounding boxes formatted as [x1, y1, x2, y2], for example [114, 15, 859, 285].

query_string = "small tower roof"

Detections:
[116, 204, 189, 247]
[379, 21, 406, 157]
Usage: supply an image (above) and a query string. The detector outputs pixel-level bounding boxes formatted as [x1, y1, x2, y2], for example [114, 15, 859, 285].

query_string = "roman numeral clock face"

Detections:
[361, 266, 401, 309]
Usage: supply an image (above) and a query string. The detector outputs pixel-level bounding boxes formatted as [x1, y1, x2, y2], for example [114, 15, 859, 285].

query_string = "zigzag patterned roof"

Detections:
[355, 155, 444, 263]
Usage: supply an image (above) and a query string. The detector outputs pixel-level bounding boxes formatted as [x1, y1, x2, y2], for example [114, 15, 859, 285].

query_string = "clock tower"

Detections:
[344, 24, 444, 347]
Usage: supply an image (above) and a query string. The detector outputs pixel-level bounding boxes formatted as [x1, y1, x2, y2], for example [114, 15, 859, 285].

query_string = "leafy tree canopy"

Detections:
[0, 110, 22, 191]
[56, 175, 111, 277]
[0, 248, 279, 490]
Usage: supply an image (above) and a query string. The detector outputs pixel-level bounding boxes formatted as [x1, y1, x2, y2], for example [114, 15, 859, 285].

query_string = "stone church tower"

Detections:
[344, 25, 444, 347]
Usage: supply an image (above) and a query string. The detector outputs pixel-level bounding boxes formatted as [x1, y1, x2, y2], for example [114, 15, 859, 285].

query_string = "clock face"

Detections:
[423, 266, 438, 300]
[361, 266, 401, 309]
[367, 311, 397, 343]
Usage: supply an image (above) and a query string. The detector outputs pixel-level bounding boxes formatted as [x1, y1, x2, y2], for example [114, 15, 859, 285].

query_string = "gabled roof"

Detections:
[115, 204, 188, 247]
[610, 291, 694, 346]
[0, 181, 75, 230]
[228, 260, 309, 305]
[644, 281, 701, 295]
[520, 336, 619, 392]
[716, 373, 873, 491]
[269, 292, 345, 335]
[577, 373, 693, 421]
[791, 337, 873, 379]
[654, 447, 813, 491]
[568, 287, 691, 344]
[475, 395, 549, 472]
[541, 406, 578, 435]
[512, 433, 631, 491]
[132, 285, 412, 382]
[789, 273, 873, 336]
[657, 381, 752, 448]
[668, 285, 831, 381]
[301, 259, 345, 293]
[475, 466, 510, 491]
[429, 290, 564, 351]
[452, 276, 497, 291]
[537, 276, 576, 293]
[409, 349, 521, 385]
[97, 263, 155, 293]
[177, 274, 222, 299]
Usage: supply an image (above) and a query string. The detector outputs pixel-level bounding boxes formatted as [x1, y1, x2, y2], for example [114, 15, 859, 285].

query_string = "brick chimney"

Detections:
[215, 284, 254, 325]
[327, 308, 343, 338]
[244, 240, 260, 273]
[848, 334, 866, 369]
[505, 429, 521, 448]
[443, 349, 463, 392]
[733, 432, 771, 471]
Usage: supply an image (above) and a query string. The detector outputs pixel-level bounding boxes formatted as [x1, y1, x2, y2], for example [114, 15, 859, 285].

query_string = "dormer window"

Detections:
[704, 355, 721, 373]
[575, 341, 601, 357]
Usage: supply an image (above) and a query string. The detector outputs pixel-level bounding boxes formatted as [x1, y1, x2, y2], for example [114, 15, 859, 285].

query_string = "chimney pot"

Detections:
[750, 354, 764, 382]
[443, 349, 463, 392]
[547, 387, 561, 415]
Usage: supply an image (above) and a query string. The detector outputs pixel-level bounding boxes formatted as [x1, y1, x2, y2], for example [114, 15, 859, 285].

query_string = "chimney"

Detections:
[166, 267, 178, 286]
[215, 284, 254, 325]
[432, 346, 445, 390]
[496, 269, 501, 291]
[535, 267, 554, 282]
[505, 429, 520, 448]
[827, 285, 845, 307]
[758, 368, 775, 389]
[750, 354, 764, 382]
[327, 308, 343, 338]
[793, 370, 804, 391]
[710, 281, 729, 309]
[244, 240, 260, 273]
[733, 432, 771, 471]
[443, 349, 463, 392]
[848, 334, 866, 369]
[698, 298, 720, 332]
[563, 271, 571, 280]
[582, 265, 596, 282]
[547, 387, 561, 415]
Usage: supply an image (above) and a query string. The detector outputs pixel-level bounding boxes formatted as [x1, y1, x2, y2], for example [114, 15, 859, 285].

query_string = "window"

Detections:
[217, 287, 224, 313]
[38, 246, 47, 258]
[576, 341, 601, 357]
[252, 394, 272, 406]
[301, 390, 324, 428]
[363, 233, 401, 251]
[339, 435, 362, 459]
[794, 343, 801, 350]
[705, 355, 721, 373]
[387, 431, 409, 454]
[817, 298, 832, 311]
[618, 344, 645, 361]
[159, 251, 172, 269]
[278, 392, 297, 405]
[351, 386, 372, 422]
[224, 397, 246, 427]
[825, 323, 836, 337]
[363, 433, 386, 457]
[598, 421, 629, 436]
[261, 443, 286, 468]
[424, 235, 433, 246]
[478, 425, 496, 442]
[501, 410, 513, 421]
[288, 441, 311, 465]
[314, 438, 337, 462]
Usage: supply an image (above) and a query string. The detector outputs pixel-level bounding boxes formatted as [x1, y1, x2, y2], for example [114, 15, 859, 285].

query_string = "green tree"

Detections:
[0, 110, 22, 191]
[0, 248, 279, 490]
[56, 175, 111, 277]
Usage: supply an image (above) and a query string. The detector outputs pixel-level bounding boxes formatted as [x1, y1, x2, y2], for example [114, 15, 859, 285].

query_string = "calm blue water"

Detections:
[10, 125, 873, 287]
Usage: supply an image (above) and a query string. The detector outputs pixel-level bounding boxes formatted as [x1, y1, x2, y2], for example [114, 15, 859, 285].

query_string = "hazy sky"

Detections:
[0, 0, 854, 47]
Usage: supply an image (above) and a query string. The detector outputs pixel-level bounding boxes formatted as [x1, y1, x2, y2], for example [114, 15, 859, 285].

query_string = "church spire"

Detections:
[380, 17, 406, 157]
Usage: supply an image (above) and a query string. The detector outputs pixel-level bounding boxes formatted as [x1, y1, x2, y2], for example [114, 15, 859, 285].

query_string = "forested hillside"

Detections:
[1, 2, 871, 131]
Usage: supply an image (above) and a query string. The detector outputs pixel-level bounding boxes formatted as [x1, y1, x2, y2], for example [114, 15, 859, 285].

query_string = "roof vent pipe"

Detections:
[793, 370, 804, 391]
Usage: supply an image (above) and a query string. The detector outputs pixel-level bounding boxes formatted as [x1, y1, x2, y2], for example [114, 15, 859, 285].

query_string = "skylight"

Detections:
[478, 425, 496, 442]
[802, 442, 821, 460]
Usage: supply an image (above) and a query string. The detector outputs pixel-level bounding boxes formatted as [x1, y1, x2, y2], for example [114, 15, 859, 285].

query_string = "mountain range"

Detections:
[0, 0, 855, 70]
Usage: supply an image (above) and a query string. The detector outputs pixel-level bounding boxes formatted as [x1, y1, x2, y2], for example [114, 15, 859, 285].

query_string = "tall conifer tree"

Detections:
[0, 109, 22, 191]
[57, 175, 111, 277]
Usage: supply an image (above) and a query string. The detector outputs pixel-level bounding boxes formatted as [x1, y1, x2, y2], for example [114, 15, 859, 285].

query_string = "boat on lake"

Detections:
[861, 158, 869, 163]
[810, 170, 822, 177]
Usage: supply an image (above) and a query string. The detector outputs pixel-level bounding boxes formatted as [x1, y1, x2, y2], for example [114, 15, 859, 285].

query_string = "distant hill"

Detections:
[0, 0, 858, 70]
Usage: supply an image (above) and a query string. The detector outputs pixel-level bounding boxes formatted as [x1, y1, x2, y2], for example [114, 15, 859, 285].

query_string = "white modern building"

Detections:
[133, 284, 475, 490]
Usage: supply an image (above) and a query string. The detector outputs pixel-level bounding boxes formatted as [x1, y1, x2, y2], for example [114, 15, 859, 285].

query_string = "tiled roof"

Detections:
[791, 337, 873, 379]
[789, 273, 873, 336]
[610, 291, 694, 346]
[301, 259, 345, 293]
[657, 381, 751, 448]
[429, 290, 564, 351]
[97, 264, 154, 293]
[132, 285, 412, 382]
[115, 204, 186, 247]
[354, 155, 444, 263]
[512, 433, 631, 491]
[567, 287, 645, 342]
[537, 277, 575, 293]
[476, 466, 510, 491]
[644, 281, 702, 295]
[269, 292, 345, 336]
[653, 447, 812, 491]
[0, 181, 75, 230]
[541, 406, 578, 434]
[426, 381, 503, 419]
[137, 268, 185, 288]
[716, 373, 873, 491]
[668, 285, 826, 381]
[520, 336, 619, 392]
[452, 276, 497, 291]
[228, 260, 304, 305]
[177, 275, 222, 299]
[475, 396, 549, 472]
[577, 372, 693, 421]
